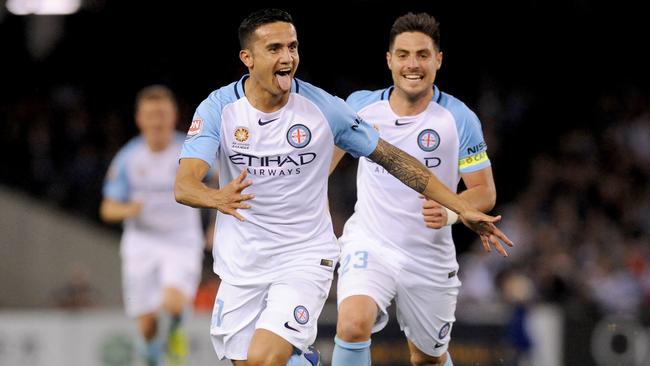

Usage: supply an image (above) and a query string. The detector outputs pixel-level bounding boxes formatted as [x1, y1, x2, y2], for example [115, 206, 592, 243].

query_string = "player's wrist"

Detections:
[443, 207, 459, 226]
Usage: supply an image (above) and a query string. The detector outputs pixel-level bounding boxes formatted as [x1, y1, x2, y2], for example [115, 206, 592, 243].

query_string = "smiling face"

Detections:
[239, 21, 299, 100]
[387, 31, 442, 102]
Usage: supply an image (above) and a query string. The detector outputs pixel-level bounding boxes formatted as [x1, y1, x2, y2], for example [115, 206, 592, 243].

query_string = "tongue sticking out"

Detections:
[276, 73, 292, 92]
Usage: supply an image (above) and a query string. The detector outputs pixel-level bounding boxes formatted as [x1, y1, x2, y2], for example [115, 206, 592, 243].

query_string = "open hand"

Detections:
[459, 209, 514, 257]
[214, 170, 254, 221]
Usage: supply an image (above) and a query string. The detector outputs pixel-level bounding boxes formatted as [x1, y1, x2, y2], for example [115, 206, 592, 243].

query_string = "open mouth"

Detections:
[403, 74, 424, 80]
[275, 68, 291, 77]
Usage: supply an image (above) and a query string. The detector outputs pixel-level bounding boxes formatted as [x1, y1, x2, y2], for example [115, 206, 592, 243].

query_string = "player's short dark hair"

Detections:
[135, 85, 177, 109]
[239, 8, 294, 49]
[389, 12, 441, 51]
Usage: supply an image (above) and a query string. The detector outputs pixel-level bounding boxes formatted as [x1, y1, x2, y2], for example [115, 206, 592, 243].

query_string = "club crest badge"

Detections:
[294, 305, 309, 325]
[417, 129, 440, 152]
[439, 322, 451, 339]
[287, 124, 311, 148]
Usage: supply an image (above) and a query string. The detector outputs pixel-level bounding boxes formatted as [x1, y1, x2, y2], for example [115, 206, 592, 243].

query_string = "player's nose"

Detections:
[406, 55, 419, 68]
[279, 47, 293, 63]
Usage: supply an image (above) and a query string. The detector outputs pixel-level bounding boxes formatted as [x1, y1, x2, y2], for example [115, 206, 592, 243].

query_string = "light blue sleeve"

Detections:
[102, 138, 140, 202]
[180, 85, 238, 167]
[439, 93, 491, 173]
[346, 89, 385, 112]
[298, 81, 379, 158]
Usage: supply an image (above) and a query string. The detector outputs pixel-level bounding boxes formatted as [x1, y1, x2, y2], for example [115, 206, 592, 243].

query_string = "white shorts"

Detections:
[121, 243, 203, 317]
[209, 272, 331, 361]
[337, 241, 459, 357]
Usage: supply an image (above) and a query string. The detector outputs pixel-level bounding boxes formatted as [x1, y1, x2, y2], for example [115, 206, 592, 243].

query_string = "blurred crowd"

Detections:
[1, 78, 648, 324]
[459, 85, 650, 324]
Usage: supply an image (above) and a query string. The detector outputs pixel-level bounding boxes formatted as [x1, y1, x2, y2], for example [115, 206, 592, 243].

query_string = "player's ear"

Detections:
[436, 51, 443, 71]
[386, 51, 392, 70]
[240, 49, 253, 68]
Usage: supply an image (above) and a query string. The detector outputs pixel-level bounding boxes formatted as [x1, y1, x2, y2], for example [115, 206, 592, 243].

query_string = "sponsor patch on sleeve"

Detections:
[186, 118, 203, 138]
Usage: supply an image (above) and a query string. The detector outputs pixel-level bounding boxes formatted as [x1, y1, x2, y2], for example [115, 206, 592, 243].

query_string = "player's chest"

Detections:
[371, 114, 459, 161]
[219, 109, 331, 156]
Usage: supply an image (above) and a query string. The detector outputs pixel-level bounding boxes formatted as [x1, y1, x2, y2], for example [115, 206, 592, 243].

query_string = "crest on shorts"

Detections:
[417, 129, 440, 152]
[439, 322, 451, 339]
[287, 124, 311, 148]
[293, 305, 309, 325]
[234, 127, 250, 142]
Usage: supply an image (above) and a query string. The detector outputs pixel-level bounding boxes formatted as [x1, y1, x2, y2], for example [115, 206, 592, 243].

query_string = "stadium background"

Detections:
[0, 0, 648, 365]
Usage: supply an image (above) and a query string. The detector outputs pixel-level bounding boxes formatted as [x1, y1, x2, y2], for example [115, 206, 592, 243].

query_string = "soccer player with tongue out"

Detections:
[174, 8, 513, 366]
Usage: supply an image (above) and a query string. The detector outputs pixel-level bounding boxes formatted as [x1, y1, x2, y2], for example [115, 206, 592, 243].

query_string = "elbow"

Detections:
[486, 187, 497, 211]
[174, 180, 191, 206]
[174, 183, 185, 205]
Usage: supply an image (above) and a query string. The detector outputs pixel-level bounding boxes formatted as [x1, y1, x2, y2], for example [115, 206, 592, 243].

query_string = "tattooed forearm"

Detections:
[368, 139, 430, 193]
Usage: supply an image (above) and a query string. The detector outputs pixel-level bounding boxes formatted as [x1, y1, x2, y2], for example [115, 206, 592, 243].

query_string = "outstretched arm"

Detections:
[368, 139, 469, 213]
[368, 138, 513, 251]
[174, 158, 254, 221]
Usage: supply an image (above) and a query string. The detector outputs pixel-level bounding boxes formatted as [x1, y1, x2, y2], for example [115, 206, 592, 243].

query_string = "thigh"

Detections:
[337, 242, 397, 333]
[247, 329, 294, 366]
[396, 284, 459, 357]
[256, 274, 331, 353]
[121, 251, 161, 317]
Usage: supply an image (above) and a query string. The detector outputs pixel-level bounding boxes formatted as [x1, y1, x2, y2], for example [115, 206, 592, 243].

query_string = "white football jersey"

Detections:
[103, 133, 204, 254]
[340, 86, 491, 286]
[180, 76, 379, 285]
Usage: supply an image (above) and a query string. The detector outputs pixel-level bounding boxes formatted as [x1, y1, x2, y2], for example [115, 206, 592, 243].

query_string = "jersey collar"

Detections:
[382, 84, 441, 103]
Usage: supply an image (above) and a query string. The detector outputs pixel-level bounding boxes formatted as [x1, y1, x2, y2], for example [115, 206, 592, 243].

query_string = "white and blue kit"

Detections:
[103, 133, 204, 317]
[180, 76, 379, 359]
[337, 85, 490, 356]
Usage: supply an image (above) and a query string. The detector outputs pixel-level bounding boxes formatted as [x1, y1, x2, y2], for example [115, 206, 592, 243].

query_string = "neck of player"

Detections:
[244, 76, 290, 113]
[389, 87, 433, 117]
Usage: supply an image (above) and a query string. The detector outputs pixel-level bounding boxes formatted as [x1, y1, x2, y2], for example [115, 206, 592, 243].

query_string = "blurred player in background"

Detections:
[330, 12, 509, 366]
[174, 8, 510, 366]
[100, 85, 204, 366]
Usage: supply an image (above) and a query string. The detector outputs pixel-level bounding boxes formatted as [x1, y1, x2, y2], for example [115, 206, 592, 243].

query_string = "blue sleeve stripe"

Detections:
[295, 78, 301, 93]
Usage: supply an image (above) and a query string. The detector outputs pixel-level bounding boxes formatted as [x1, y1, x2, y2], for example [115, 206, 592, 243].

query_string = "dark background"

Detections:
[1, 0, 647, 218]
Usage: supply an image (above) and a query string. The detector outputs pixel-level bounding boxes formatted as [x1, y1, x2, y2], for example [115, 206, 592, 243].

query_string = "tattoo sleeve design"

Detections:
[368, 139, 430, 193]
